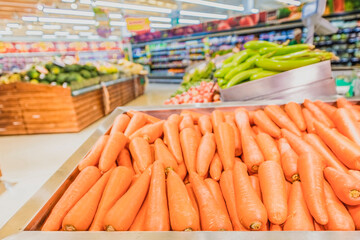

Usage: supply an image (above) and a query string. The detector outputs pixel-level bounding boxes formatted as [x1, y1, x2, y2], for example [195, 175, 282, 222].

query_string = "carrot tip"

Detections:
[143, 135, 150, 142]
[350, 189, 360, 199]
[165, 167, 174, 176]
[106, 225, 116, 231]
[291, 173, 300, 182]
[251, 165, 259, 173]
[64, 225, 76, 231]
[250, 222, 262, 231]
[219, 228, 227, 231]
[184, 228, 193, 232]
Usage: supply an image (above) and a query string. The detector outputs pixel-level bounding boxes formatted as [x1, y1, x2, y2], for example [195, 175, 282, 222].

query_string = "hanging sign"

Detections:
[126, 18, 150, 32]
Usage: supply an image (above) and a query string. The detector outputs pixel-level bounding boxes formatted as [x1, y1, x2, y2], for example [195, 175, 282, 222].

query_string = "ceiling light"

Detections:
[93, 1, 172, 14]
[38, 17, 96, 25]
[109, 36, 118, 40]
[109, 13, 123, 19]
[42, 34, 57, 39]
[79, 0, 92, 4]
[0, 30, 12, 35]
[43, 8, 95, 17]
[26, 30, 43, 35]
[67, 35, 80, 39]
[42, 24, 61, 30]
[79, 31, 93, 36]
[73, 25, 90, 30]
[149, 16, 171, 23]
[71, 3, 78, 9]
[110, 21, 127, 26]
[276, 0, 301, 6]
[177, 0, 244, 11]
[149, 0, 157, 4]
[251, 8, 259, 13]
[88, 35, 100, 39]
[150, 23, 172, 28]
[54, 31, 70, 36]
[37, 5, 44, 11]
[179, 18, 201, 24]
[7, 23, 21, 28]
[22, 16, 37, 22]
[62, 0, 76, 2]
[180, 10, 227, 19]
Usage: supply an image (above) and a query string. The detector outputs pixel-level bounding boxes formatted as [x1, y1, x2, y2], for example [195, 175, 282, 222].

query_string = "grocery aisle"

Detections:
[0, 83, 178, 228]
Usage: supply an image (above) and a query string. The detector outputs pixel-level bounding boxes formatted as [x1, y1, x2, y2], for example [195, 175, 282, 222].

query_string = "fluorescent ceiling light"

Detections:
[37, 5, 44, 11]
[43, 34, 57, 39]
[276, 0, 301, 6]
[179, 18, 201, 24]
[43, 8, 95, 17]
[7, 23, 21, 28]
[67, 35, 80, 39]
[73, 25, 90, 30]
[38, 17, 96, 25]
[22, 16, 37, 22]
[110, 21, 127, 26]
[180, 10, 227, 19]
[109, 13, 123, 19]
[79, 0, 92, 4]
[26, 30, 43, 35]
[88, 35, 100, 39]
[71, 3, 78, 9]
[251, 8, 259, 13]
[79, 31, 93, 36]
[62, 0, 76, 2]
[149, 16, 171, 23]
[93, 1, 172, 14]
[54, 31, 70, 36]
[0, 30, 12, 35]
[150, 23, 172, 29]
[177, 0, 244, 11]
[42, 24, 61, 29]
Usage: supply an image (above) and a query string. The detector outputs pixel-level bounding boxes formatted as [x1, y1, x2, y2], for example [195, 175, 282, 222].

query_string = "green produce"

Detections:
[67, 73, 83, 82]
[277, 8, 291, 19]
[45, 63, 53, 71]
[255, 57, 321, 72]
[90, 71, 98, 78]
[259, 47, 280, 55]
[214, 64, 234, 78]
[50, 66, 61, 75]
[56, 73, 68, 83]
[272, 50, 335, 61]
[226, 68, 263, 88]
[272, 44, 314, 56]
[233, 49, 257, 65]
[45, 73, 57, 82]
[217, 78, 227, 87]
[250, 70, 280, 81]
[224, 54, 259, 80]
[222, 54, 236, 64]
[27, 69, 40, 80]
[244, 40, 279, 50]
[80, 70, 92, 79]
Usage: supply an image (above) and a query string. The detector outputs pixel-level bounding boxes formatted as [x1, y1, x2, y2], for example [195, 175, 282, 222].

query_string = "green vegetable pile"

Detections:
[215, 40, 338, 89]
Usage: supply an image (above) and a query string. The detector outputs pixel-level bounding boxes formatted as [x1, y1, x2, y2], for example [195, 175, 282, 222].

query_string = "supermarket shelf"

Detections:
[148, 75, 183, 84]
[0, 49, 121, 58]
[152, 65, 188, 69]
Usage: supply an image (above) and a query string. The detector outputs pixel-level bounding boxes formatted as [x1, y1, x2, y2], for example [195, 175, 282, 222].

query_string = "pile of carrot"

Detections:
[41, 98, 360, 232]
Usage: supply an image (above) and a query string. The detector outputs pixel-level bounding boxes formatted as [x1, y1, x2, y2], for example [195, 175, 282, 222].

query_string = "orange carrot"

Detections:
[258, 161, 288, 225]
[129, 196, 149, 231]
[116, 149, 134, 174]
[347, 205, 360, 230]
[281, 128, 317, 156]
[133, 160, 141, 175]
[124, 112, 147, 137]
[264, 105, 301, 136]
[130, 137, 153, 173]
[110, 114, 131, 135]
[211, 110, 224, 129]
[126, 110, 161, 124]
[154, 138, 178, 171]
[314, 221, 325, 231]
[302, 108, 316, 133]
[333, 108, 360, 145]
[179, 114, 194, 131]
[144, 161, 169, 231]
[314, 100, 337, 119]
[167, 169, 200, 231]
[220, 170, 247, 231]
[298, 152, 328, 225]
[90, 167, 133, 231]
[185, 183, 199, 217]
[285, 181, 292, 200]
[215, 122, 235, 171]
[103, 166, 152, 231]
[249, 175, 262, 200]
[194, 125, 202, 144]
[209, 153, 222, 181]
[284, 102, 306, 131]
[204, 178, 229, 219]
[337, 97, 360, 121]
[99, 132, 127, 172]
[42, 166, 101, 231]
[63, 170, 112, 231]
[78, 135, 109, 171]
[168, 114, 181, 125]
[252, 126, 265, 135]
[130, 173, 140, 187]
[304, 99, 335, 128]
[129, 120, 164, 143]
[189, 172, 233, 231]
[180, 127, 199, 173]
[324, 167, 360, 205]
[348, 170, 360, 181]
[225, 114, 242, 156]
[323, 181, 355, 231]
[196, 133, 216, 177]
[253, 110, 281, 138]
[233, 161, 267, 230]
[278, 138, 299, 182]
[255, 132, 280, 164]
[181, 110, 204, 123]
[176, 162, 187, 181]
[248, 111, 255, 125]
[198, 115, 213, 135]
[314, 120, 360, 170]
[163, 120, 183, 164]
[270, 224, 282, 231]
[283, 181, 314, 231]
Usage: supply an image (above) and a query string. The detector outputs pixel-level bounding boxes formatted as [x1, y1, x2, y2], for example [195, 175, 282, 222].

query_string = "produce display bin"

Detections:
[220, 60, 337, 102]
[1, 97, 360, 240]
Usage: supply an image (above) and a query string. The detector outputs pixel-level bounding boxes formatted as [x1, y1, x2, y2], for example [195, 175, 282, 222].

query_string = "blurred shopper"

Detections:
[289, 28, 303, 45]
[232, 42, 242, 53]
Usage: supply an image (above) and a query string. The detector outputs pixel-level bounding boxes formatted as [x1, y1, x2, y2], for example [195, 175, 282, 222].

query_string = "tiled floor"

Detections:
[0, 83, 178, 228]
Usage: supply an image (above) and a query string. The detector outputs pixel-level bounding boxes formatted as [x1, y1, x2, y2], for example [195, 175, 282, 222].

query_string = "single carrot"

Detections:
[253, 110, 281, 138]
[249, 175, 262, 200]
[252, 126, 264, 135]
[324, 167, 360, 205]
[99, 132, 127, 172]
[298, 152, 328, 225]
[314, 221, 325, 231]
[176, 162, 187, 181]
[181, 110, 204, 123]
[198, 115, 213, 135]
[323, 181, 355, 231]
[209, 153, 222, 181]
[196, 133, 216, 177]
[42, 166, 101, 231]
[302, 108, 316, 133]
[285, 181, 292, 200]
[103, 166, 152, 231]
[233, 161, 267, 230]
[179, 114, 194, 131]
[144, 161, 169, 231]
[314, 100, 337, 119]
[154, 138, 178, 171]
[163, 120, 183, 164]
[90, 166, 133, 231]
[225, 114, 242, 156]
[281, 128, 317, 156]
[248, 111, 255, 125]
[283, 181, 314, 231]
[189, 172, 233, 231]
[63, 170, 112, 231]
[303, 133, 348, 173]
[258, 161, 288, 225]
[278, 138, 299, 182]
[313, 120, 360, 170]
[167, 169, 200, 231]
[129, 120, 164, 143]
[333, 108, 360, 145]
[126, 110, 161, 124]
[348, 170, 360, 181]
[124, 112, 147, 137]
[211, 110, 224, 129]
[193, 125, 202, 144]
[129, 196, 149, 231]
[215, 122, 235, 171]
[220, 170, 247, 231]
[150, 144, 155, 163]
[270, 224, 282, 231]
[110, 114, 131, 135]
[180, 127, 199, 173]
[130, 173, 140, 187]
[337, 97, 360, 121]
[304, 99, 335, 128]
[255, 132, 281, 164]
[185, 183, 199, 217]
[133, 160, 141, 175]
[347, 205, 360, 230]
[259, 222, 269, 231]
[204, 178, 229, 219]
[116, 149, 134, 174]
[167, 114, 181, 125]
[284, 102, 306, 131]
[129, 137, 152, 173]
[78, 135, 109, 171]
[264, 105, 302, 136]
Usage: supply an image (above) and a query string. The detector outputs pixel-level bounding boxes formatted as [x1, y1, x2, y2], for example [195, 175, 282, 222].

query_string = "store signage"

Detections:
[94, 7, 111, 38]
[126, 18, 150, 32]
